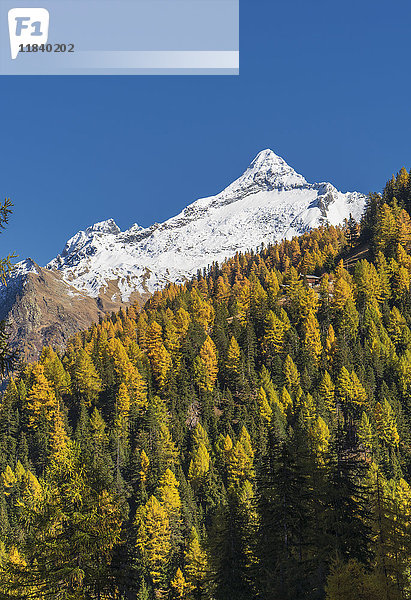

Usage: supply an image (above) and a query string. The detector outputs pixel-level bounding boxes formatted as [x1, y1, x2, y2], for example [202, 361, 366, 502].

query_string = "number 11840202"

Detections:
[18, 43, 75, 53]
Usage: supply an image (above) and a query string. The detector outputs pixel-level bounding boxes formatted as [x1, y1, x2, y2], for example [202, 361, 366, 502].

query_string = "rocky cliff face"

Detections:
[0, 260, 148, 362]
[1, 149, 366, 361]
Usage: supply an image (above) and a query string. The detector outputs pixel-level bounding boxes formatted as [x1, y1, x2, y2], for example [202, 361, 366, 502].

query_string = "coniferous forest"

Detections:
[2, 170, 411, 600]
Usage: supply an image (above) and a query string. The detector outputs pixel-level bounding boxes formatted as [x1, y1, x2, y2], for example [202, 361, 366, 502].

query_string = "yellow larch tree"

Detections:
[303, 311, 322, 362]
[140, 449, 150, 486]
[325, 324, 337, 363]
[39, 346, 71, 397]
[226, 427, 254, 489]
[236, 279, 252, 326]
[318, 371, 336, 413]
[258, 387, 273, 422]
[135, 495, 172, 586]
[71, 348, 102, 406]
[136, 312, 148, 351]
[171, 567, 190, 599]
[265, 270, 280, 308]
[375, 203, 397, 252]
[184, 526, 208, 595]
[156, 468, 182, 526]
[283, 355, 300, 393]
[145, 321, 172, 388]
[307, 416, 330, 465]
[262, 310, 290, 357]
[190, 290, 215, 332]
[157, 423, 179, 470]
[226, 336, 241, 376]
[281, 387, 293, 414]
[174, 307, 191, 339]
[115, 382, 130, 436]
[397, 208, 411, 249]
[194, 336, 218, 392]
[188, 442, 210, 488]
[374, 400, 400, 448]
[108, 337, 147, 409]
[25, 364, 58, 427]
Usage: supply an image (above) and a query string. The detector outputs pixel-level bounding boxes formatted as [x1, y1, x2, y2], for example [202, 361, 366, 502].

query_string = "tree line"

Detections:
[1, 169, 411, 598]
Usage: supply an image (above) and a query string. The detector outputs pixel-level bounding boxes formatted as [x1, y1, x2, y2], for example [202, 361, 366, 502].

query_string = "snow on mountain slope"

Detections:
[45, 149, 366, 301]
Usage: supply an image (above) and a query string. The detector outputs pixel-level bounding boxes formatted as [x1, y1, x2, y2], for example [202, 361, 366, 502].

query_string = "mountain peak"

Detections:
[9, 258, 39, 278]
[245, 148, 307, 187]
[87, 219, 121, 235]
[215, 149, 307, 202]
[250, 148, 289, 169]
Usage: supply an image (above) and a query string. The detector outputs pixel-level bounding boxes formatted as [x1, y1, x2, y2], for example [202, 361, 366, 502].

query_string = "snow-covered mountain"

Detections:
[47, 149, 366, 301]
[1, 149, 366, 360]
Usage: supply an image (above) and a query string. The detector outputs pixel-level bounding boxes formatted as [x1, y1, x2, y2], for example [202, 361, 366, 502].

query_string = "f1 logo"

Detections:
[8, 8, 50, 59]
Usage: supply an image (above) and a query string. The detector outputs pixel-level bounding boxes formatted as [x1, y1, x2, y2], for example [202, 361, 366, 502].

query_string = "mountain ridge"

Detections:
[1, 149, 367, 360]
[46, 149, 366, 300]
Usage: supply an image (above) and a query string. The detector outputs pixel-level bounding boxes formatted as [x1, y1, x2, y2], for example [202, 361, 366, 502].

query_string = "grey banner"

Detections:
[0, 0, 239, 75]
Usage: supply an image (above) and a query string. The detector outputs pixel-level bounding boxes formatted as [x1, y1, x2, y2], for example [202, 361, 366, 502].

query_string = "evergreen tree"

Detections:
[0, 198, 17, 376]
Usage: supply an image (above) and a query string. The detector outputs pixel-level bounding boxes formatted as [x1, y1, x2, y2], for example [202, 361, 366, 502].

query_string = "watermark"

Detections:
[8, 8, 49, 59]
[0, 0, 239, 75]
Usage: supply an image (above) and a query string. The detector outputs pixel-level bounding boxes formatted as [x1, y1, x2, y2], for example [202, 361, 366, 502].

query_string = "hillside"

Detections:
[0, 150, 366, 361]
[0, 259, 148, 361]
[1, 172, 411, 600]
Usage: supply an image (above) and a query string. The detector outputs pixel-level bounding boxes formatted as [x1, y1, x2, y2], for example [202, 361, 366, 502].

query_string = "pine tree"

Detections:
[0, 198, 17, 376]
[115, 381, 130, 435]
[357, 412, 373, 456]
[208, 495, 254, 600]
[325, 431, 372, 566]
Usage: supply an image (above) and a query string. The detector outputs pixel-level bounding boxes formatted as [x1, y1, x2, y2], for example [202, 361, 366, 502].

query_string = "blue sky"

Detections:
[1, 0, 411, 265]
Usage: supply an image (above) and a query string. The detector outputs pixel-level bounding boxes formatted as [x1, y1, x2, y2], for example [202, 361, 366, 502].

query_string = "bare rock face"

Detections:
[0, 261, 148, 362]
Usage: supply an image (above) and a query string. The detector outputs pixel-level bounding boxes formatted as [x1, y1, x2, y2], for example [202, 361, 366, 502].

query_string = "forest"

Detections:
[0, 168, 411, 599]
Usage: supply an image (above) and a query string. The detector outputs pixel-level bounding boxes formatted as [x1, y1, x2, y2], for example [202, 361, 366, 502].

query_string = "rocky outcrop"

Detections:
[0, 261, 148, 362]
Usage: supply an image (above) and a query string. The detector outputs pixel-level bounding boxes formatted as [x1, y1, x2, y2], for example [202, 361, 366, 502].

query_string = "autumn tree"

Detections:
[194, 336, 218, 392]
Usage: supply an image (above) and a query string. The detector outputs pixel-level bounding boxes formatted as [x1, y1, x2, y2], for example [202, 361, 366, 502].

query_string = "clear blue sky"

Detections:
[1, 0, 411, 265]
